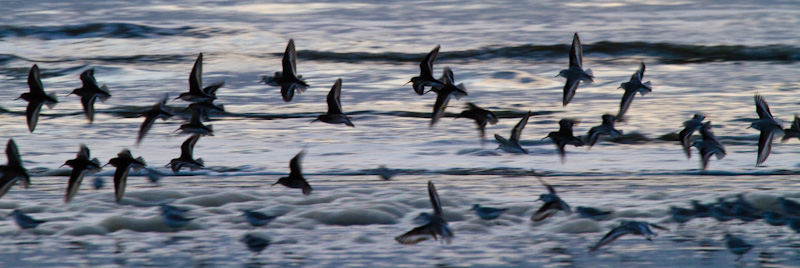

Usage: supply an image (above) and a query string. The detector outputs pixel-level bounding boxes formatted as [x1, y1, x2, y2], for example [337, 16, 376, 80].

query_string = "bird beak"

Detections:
[541, 136, 549, 140]
[404, 81, 411, 86]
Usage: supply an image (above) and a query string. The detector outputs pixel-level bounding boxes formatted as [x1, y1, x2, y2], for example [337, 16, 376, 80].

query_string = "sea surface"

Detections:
[1, 0, 799, 267]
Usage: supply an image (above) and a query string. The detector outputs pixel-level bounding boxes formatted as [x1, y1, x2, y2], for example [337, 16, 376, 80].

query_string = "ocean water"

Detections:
[1, 0, 799, 267]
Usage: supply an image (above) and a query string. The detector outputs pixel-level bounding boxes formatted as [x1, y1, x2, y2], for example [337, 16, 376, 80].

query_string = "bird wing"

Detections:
[282, 39, 298, 77]
[78, 144, 91, 159]
[430, 89, 453, 127]
[189, 53, 203, 94]
[79, 68, 97, 90]
[757, 129, 775, 166]
[80, 94, 98, 123]
[617, 90, 636, 119]
[429, 181, 443, 217]
[754, 94, 773, 119]
[532, 201, 560, 222]
[440, 67, 454, 85]
[289, 150, 305, 178]
[569, 32, 583, 69]
[6, 139, 22, 168]
[65, 168, 88, 203]
[280, 83, 297, 102]
[113, 164, 131, 203]
[137, 114, 159, 145]
[25, 100, 44, 133]
[510, 111, 531, 142]
[395, 223, 435, 245]
[562, 77, 580, 106]
[420, 45, 440, 78]
[589, 226, 631, 251]
[631, 61, 645, 81]
[327, 78, 343, 114]
[180, 134, 201, 159]
[28, 64, 44, 94]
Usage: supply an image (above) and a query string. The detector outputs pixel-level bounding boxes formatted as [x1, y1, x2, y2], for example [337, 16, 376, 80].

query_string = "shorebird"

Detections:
[556, 32, 593, 106]
[177, 108, 214, 136]
[669, 206, 697, 226]
[576, 206, 613, 221]
[106, 149, 146, 203]
[168, 134, 204, 173]
[187, 101, 225, 121]
[242, 210, 278, 227]
[616, 61, 652, 120]
[430, 67, 468, 127]
[61, 144, 102, 203]
[532, 177, 571, 222]
[782, 114, 800, 142]
[586, 114, 622, 147]
[16, 64, 58, 133]
[175, 53, 223, 103]
[471, 204, 507, 220]
[692, 121, 726, 170]
[312, 78, 354, 127]
[241, 234, 271, 255]
[261, 39, 309, 102]
[749, 94, 784, 166]
[396, 181, 454, 245]
[376, 165, 396, 180]
[160, 203, 190, 216]
[455, 102, 498, 145]
[545, 119, 585, 162]
[70, 68, 111, 123]
[0, 139, 30, 199]
[9, 209, 46, 231]
[136, 95, 173, 146]
[407, 45, 444, 95]
[163, 211, 194, 231]
[272, 150, 312, 195]
[679, 114, 706, 159]
[495, 111, 532, 154]
[723, 234, 753, 262]
[589, 220, 669, 252]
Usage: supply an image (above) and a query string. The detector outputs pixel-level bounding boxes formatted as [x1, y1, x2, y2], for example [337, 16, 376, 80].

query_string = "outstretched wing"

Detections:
[289, 150, 305, 178]
[589, 226, 631, 251]
[282, 39, 298, 77]
[428, 181, 442, 217]
[327, 78, 343, 114]
[510, 111, 531, 142]
[569, 33, 583, 69]
[420, 45, 440, 78]
[189, 53, 203, 93]
[28, 64, 44, 94]
[754, 94, 773, 119]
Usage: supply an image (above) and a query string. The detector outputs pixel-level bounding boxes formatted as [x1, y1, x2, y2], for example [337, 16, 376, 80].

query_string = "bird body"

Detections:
[408, 45, 444, 95]
[691, 121, 726, 170]
[679, 114, 706, 159]
[9, 209, 46, 230]
[750, 94, 783, 166]
[616, 62, 652, 120]
[495, 111, 531, 154]
[546, 119, 585, 162]
[586, 114, 622, 147]
[455, 102, 498, 145]
[313, 78, 354, 127]
[471, 204, 507, 220]
[107, 149, 146, 203]
[62, 144, 102, 203]
[175, 53, 222, 103]
[0, 139, 30, 199]
[589, 220, 668, 251]
[261, 39, 309, 102]
[70, 68, 111, 123]
[396, 181, 454, 245]
[557, 33, 593, 106]
[169, 134, 204, 172]
[273, 150, 312, 195]
[137, 95, 173, 145]
[17, 64, 59, 132]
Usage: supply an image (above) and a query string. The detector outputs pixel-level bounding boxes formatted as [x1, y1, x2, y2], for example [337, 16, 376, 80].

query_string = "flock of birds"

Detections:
[2, 32, 799, 261]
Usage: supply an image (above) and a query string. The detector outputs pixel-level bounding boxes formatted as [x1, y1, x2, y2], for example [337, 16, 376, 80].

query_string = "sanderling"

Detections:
[455, 102, 498, 145]
[175, 53, 223, 103]
[616, 61, 652, 120]
[679, 114, 705, 159]
[691, 121, 726, 170]
[556, 32, 593, 106]
[177, 108, 214, 136]
[61, 144, 102, 203]
[106, 149, 146, 203]
[407, 45, 444, 95]
[750, 94, 784, 166]
[16, 64, 58, 133]
[312, 78, 354, 127]
[586, 114, 622, 147]
[0, 139, 30, 199]
[589, 220, 668, 252]
[70, 68, 111, 124]
[168, 134, 204, 173]
[9, 209, 46, 230]
[430, 67, 468, 127]
[495, 111, 532, 154]
[261, 39, 309, 102]
[242, 210, 278, 227]
[241, 233, 271, 255]
[471, 204, 507, 220]
[532, 177, 571, 222]
[782, 114, 800, 142]
[272, 150, 312, 195]
[545, 119, 585, 163]
[136, 95, 173, 146]
[396, 181, 454, 245]
[187, 101, 225, 122]
[723, 234, 753, 262]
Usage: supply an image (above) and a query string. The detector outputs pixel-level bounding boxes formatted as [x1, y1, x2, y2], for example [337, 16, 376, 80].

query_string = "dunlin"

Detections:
[679, 114, 705, 159]
[9, 209, 46, 230]
[396, 181, 454, 245]
[586, 114, 622, 147]
[782, 114, 800, 142]
[471, 204, 507, 220]
[750, 94, 784, 166]
[691, 121, 726, 170]
[556, 32, 593, 106]
[177, 109, 214, 136]
[16, 64, 58, 132]
[0, 139, 30, 199]
[455, 102, 498, 145]
[243, 210, 277, 227]
[168, 134, 204, 173]
[136, 95, 173, 146]
[106, 149, 146, 203]
[545, 119, 585, 162]
[616, 61, 652, 120]
[272, 150, 312, 195]
[261, 39, 309, 102]
[430, 67, 468, 127]
[312, 78, 354, 127]
[495, 111, 532, 154]
[175, 53, 223, 103]
[576, 206, 613, 221]
[62, 144, 102, 203]
[70, 68, 111, 123]
[589, 220, 668, 252]
[407, 45, 444, 95]
[723, 234, 753, 262]
[531, 177, 571, 222]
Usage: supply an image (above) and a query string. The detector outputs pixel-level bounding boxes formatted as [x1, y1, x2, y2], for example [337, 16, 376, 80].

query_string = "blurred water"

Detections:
[0, 0, 799, 267]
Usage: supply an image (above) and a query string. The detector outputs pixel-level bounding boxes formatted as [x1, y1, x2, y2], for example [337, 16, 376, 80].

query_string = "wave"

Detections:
[296, 42, 800, 64]
[0, 22, 238, 40]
